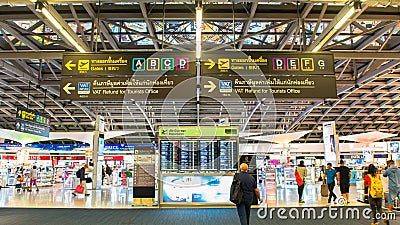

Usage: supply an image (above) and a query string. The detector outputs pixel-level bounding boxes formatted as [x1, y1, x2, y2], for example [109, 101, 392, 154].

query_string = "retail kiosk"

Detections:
[158, 126, 238, 205]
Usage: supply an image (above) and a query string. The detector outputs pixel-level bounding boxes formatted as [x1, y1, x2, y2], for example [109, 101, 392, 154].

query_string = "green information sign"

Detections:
[158, 126, 239, 137]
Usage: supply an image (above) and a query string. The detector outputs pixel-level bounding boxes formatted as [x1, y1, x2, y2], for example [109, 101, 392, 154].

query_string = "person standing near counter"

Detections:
[383, 160, 400, 213]
[235, 163, 263, 225]
[28, 165, 39, 192]
[296, 160, 307, 203]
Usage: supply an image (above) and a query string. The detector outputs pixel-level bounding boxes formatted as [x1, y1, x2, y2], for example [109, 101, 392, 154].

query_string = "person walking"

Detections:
[72, 164, 90, 197]
[296, 160, 307, 203]
[321, 165, 327, 184]
[101, 165, 106, 185]
[337, 160, 351, 204]
[325, 163, 337, 204]
[383, 160, 400, 214]
[28, 165, 39, 192]
[364, 164, 384, 225]
[106, 164, 112, 185]
[235, 163, 263, 225]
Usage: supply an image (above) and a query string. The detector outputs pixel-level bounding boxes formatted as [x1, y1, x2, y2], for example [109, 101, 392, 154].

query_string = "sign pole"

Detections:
[92, 115, 104, 190]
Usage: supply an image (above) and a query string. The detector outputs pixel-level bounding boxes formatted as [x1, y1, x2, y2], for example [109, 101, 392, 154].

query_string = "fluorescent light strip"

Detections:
[334, 7, 355, 30]
[41, 7, 86, 52]
[312, 6, 356, 52]
[195, 6, 202, 59]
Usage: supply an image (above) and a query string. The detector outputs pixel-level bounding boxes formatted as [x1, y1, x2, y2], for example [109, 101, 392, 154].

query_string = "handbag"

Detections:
[321, 184, 329, 197]
[85, 177, 93, 183]
[295, 170, 304, 186]
[230, 173, 243, 204]
[75, 185, 84, 193]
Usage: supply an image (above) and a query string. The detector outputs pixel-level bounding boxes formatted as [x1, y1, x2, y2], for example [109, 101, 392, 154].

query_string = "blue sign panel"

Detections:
[389, 142, 399, 153]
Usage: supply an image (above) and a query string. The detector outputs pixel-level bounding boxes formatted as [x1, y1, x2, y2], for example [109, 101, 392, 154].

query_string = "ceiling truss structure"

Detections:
[0, 1, 399, 143]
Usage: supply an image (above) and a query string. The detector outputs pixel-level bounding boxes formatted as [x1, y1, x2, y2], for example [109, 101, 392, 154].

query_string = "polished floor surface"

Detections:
[261, 182, 366, 207]
[0, 207, 393, 225]
[0, 183, 367, 209]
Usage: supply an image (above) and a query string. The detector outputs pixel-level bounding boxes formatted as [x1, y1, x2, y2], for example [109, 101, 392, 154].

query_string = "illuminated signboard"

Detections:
[61, 52, 195, 76]
[202, 52, 334, 75]
[162, 175, 233, 203]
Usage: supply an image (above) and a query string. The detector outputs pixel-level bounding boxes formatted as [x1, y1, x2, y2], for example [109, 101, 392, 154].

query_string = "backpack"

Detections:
[76, 168, 82, 178]
[368, 174, 383, 198]
[106, 166, 112, 176]
[230, 173, 243, 204]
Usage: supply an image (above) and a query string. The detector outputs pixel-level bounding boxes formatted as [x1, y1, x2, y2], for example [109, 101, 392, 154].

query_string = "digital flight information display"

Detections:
[200, 141, 218, 170]
[180, 141, 199, 170]
[219, 141, 237, 170]
[160, 141, 179, 170]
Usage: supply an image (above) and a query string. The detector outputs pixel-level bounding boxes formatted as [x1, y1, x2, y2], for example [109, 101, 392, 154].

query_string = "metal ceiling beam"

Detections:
[277, 21, 297, 50]
[237, 2, 258, 49]
[139, 3, 159, 50]
[82, 3, 119, 50]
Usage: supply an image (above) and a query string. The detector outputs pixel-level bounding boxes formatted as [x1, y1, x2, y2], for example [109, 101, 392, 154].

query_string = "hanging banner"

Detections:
[323, 121, 339, 164]
[15, 107, 51, 137]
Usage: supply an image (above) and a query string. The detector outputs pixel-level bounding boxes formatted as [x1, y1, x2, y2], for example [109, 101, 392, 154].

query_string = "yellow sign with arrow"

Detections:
[64, 60, 76, 71]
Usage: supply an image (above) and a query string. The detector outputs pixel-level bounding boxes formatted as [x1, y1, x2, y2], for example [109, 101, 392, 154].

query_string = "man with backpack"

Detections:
[233, 163, 263, 225]
[364, 164, 383, 225]
[383, 160, 400, 214]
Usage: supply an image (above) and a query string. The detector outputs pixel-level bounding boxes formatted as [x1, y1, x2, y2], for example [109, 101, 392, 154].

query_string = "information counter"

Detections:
[158, 126, 239, 206]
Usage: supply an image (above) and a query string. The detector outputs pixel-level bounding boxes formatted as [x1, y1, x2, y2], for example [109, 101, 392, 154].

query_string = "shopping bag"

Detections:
[321, 184, 329, 197]
[295, 170, 304, 186]
[75, 185, 84, 193]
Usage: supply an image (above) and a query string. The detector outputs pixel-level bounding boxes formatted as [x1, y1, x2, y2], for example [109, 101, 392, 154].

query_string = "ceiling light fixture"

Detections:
[195, 1, 203, 59]
[311, 4, 357, 52]
[39, 2, 87, 52]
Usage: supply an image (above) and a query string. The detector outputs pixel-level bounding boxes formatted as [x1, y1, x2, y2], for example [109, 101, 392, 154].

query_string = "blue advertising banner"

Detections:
[0, 143, 155, 152]
[389, 142, 399, 153]
[162, 175, 232, 203]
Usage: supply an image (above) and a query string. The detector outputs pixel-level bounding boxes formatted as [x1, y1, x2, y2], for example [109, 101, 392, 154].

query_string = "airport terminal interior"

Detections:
[0, 0, 399, 224]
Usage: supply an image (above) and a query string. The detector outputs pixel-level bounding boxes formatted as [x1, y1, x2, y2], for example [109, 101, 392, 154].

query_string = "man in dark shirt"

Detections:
[337, 160, 351, 204]
[236, 163, 263, 225]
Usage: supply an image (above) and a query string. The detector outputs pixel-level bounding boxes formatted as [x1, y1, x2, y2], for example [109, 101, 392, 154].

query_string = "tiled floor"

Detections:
[0, 182, 367, 209]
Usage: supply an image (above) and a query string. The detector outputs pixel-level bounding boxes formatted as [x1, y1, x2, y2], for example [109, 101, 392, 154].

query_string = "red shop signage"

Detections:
[52, 156, 86, 160]
[29, 156, 51, 160]
[1, 155, 16, 160]
[104, 156, 124, 161]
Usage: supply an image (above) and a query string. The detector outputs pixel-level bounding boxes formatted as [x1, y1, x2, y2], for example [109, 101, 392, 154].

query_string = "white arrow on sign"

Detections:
[63, 83, 76, 94]
[204, 80, 216, 93]
[65, 60, 76, 70]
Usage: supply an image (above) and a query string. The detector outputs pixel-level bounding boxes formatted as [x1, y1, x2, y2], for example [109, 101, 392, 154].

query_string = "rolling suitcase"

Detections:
[321, 184, 329, 197]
